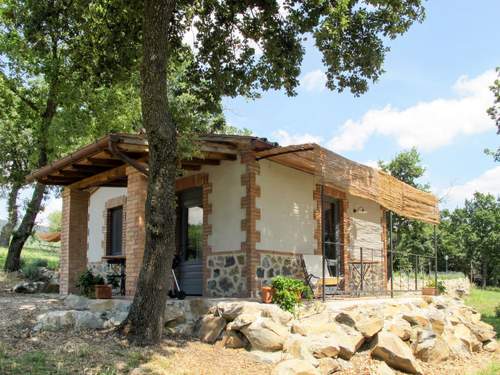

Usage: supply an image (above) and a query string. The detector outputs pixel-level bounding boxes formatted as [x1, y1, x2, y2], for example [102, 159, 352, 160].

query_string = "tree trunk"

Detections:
[3, 72, 57, 271]
[120, 0, 177, 345]
[4, 182, 46, 271]
[0, 184, 20, 247]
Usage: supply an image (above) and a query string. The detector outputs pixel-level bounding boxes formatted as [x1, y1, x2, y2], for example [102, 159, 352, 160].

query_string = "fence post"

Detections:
[360, 247, 364, 292]
[414, 255, 418, 291]
[434, 225, 438, 289]
[389, 211, 394, 298]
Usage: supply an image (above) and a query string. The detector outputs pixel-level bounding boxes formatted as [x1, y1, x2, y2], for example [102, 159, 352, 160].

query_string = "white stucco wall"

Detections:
[347, 194, 384, 260]
[256, 160, 315, 253]
[200, 159, 246, 252]
[87, 187, 127, 263]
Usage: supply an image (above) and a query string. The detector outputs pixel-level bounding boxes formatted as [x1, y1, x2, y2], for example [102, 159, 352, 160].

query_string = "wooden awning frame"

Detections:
[255, 144, 440, 224]
[26, 133, 274, 190]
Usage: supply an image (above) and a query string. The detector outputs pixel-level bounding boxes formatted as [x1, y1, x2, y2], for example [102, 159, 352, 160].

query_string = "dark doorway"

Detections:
[176, 187, 203, 295]
[323, 197, 342, 278]
[107, 206, 123, 256]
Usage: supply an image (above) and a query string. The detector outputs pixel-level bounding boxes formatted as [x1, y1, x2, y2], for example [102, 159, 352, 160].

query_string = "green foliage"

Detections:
[21, 262, 42, 281]
[76, 269, 105, 298]
[485, 67, 499, 162]
[271, 275, 310, 313]
[495, 303, 500, 319]
[47, 211, 62, 233]
[0, 246, 59, 270]
[465, 287, 500, 342]
[425, 279, 446, 294]
[31, 258, 48, 268]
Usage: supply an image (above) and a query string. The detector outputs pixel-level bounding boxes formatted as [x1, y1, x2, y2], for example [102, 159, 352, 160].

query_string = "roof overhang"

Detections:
[255, 144, 440, 224]
[26, 133, 274, 189]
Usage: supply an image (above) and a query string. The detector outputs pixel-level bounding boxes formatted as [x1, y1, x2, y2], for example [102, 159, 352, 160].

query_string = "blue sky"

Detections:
[1, 0, 499, 224]
[224, 0, 500, 210]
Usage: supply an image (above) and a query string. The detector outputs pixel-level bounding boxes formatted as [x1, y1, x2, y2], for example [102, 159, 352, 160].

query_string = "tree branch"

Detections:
[0, 70, 39, 113]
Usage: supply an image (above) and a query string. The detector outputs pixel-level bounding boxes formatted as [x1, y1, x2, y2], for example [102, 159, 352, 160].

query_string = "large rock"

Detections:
[371, 332, 422, 374]
[223, 330, 248, 349]
[164, 303, 185, 324]
[384, 319, 412, 341]
[426, 311, 446, 335]
[241, 317, 289, 351]
[412, 330, 449, 363]
[372, 361, 396, 375]
[13, 281, 46, 294]
[292, 312, 335, 336]
[34, 311, 76, 331]
[283, 335, 319, 367]
[334, 310, 360, 327]
[198, 315, 226, 343]
[74, 311, 105, 330]
[64, 294, 90, 310]
[441, 330, 471, 358]
[317, 358, 340, 375]
[227, 313, 258, 331]
[402, 312, 430, 328]
[88, 299, 115, 313]
[454, 323, 481, 352]
[467, 320, 496, 342]
[324, 324, 363, 360]
[483, 340, 498, 352]
[356, 316, 384, 338]
[272, 359, 320, 375]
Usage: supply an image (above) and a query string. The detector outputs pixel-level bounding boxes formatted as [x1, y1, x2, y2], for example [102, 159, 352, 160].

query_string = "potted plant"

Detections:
[94, 275, 112, 299]
[270, 275, 311, 313]
[76, 269, 112, 299]
[422, 280, 446, 296]
[261, 285, 274, 304]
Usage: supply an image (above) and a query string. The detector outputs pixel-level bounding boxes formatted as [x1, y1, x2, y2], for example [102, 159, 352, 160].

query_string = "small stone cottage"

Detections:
[27, 133, 439, 298]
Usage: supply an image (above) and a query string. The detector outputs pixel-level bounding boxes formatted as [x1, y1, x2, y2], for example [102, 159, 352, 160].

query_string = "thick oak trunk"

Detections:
[0, 184, 20, 247]
[4, 182, 46, 271]
[121, 0, 177, 345]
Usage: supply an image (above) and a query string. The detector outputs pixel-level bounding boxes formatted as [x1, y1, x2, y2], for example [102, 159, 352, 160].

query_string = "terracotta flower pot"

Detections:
[95, 284, 112, 299]
[261, 286, 274, 304]
[422, 287, 438, 296]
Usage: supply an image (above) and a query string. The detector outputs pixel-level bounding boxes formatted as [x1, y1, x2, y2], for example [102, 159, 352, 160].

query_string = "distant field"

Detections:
[0, 244, 59, 270]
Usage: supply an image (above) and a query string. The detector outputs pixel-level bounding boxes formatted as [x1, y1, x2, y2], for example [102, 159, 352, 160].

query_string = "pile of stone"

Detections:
[13, 267, 60, 294]
[196, 296, 497, 375]
[34, 294, 130, 331]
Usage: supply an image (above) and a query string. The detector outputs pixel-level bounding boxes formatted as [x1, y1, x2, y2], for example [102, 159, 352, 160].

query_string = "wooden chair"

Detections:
[301, 255, 341, 298]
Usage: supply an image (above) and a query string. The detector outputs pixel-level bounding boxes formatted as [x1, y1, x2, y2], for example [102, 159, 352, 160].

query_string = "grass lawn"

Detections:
[0, 245, 59, 270]
[465, 287, 500, 338]
[465, 287, 500, 375]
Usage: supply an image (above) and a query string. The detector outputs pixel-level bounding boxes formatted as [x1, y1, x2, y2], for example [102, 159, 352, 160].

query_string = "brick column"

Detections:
[241, 151, 261, 297]
[124, 166, 147, 296]
[60, 188, 90, 295]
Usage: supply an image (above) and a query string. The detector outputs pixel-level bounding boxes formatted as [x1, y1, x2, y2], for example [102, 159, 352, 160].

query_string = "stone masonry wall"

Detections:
[206, 253, 246, 297]
[255, 253, 304, 290]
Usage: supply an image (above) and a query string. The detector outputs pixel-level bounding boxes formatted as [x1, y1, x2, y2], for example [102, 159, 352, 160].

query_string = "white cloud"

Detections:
[362, 160, 381, 169]
[300, 69, 327, 92]
[327, 69, 496, 153]
[439, 166, 500, 209]
[272, 130, 323, 146]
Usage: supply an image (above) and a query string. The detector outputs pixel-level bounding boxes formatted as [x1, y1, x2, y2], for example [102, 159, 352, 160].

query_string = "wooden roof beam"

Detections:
[69, 164, 127, 190]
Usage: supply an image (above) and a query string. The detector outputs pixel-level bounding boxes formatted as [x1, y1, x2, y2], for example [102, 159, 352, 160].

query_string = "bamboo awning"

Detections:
[256, 144, 440, 224]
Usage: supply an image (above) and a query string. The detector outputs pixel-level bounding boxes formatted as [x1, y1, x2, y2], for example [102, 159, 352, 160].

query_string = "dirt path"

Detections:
[0, 292, 498, 375]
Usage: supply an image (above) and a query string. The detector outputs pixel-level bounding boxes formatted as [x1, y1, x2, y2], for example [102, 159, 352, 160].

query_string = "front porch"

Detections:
[26, 133, 440, 299]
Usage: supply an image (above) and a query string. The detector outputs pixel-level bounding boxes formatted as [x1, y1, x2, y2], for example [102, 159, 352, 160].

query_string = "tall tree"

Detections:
[0, 1, 143, 270]
[486, 67, 499, 161]
[379, 148, 433, 270]
[76, 0, 425, 345]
